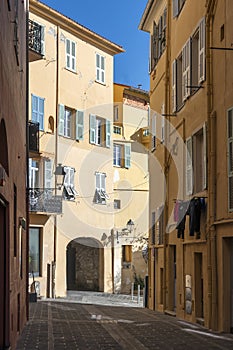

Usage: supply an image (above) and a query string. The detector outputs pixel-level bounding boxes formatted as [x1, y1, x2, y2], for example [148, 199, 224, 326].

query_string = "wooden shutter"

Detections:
[151, 212, 156, 245]
[58, 104, 65, 136]
[203, 122, 207, 190]
[124, 144, 131, 168]
[76, 110, 84, 140]
[186, 137, 193, 195]
[105, 119, 111, 148]
[199, 17, 206, 83]
[89, 114, 96, 144]
[182, 39, 191, 101]
[173, 0, 179, 17]
[228, 108, 233, 210]
[71, 41, 76, 71]
[172, 60, 177, 112]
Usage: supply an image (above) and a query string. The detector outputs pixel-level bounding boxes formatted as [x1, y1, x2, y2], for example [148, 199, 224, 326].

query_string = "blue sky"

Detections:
[41, 0, 150, 91]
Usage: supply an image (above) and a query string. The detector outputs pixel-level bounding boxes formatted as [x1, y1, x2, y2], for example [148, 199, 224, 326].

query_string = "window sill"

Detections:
[95, 80, 106, 86]
[65, 67, 77, 74]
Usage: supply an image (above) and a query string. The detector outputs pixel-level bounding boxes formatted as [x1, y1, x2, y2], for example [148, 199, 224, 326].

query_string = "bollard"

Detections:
[131, 283, 134, 301]
[137, 284, 140, 304]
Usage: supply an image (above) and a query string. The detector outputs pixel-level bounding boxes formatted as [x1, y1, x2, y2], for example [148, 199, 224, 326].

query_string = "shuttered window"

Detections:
[228, 108, 233, 211]
[76, 110, 84, 141]
[151, 113, 156, 150]
[89, 115, 111, 147]
[96, 53, 105, 84]
[172, 60, 177, 112]
[66, 38, 76, 72]
[182, 39, 191, 101]
[186, 137, 193, 195]
[32, 94, 44, 131]
[44, 159, 53, 189]
[151, 212, 156, 245]
[198, 18, 206, 83]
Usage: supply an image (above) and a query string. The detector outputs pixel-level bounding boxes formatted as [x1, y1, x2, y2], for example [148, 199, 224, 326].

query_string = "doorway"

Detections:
[66, 238, 104, 292]
[194, 252, 204, 319]
[0, 199, 9, 349]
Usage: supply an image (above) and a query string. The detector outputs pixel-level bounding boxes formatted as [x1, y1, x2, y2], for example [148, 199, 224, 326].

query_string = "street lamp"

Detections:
[126, 219, 135, 233]
[54, 163, 65, 189]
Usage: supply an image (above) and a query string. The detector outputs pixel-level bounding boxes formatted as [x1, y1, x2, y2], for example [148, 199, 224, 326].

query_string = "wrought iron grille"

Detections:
[29, 188, 63, 214]
[28, 19, 43, 55]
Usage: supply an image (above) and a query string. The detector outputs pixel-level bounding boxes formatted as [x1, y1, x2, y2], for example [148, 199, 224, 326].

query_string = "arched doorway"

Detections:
[66, 238, 104, 292]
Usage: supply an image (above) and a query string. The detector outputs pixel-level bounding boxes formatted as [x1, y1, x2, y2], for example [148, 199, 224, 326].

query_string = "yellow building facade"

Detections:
[140, 0, 233, 332]
[29, 0, 123, 298]
[113, 83, 149, 293]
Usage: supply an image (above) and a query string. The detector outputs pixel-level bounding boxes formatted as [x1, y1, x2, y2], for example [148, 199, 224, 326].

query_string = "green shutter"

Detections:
[124, 144, 131, 169]
[58, 104, 65, 136]
[106, 119, 111, 148]
[89, 114, 96, 144]
[76, 110, 84, 140]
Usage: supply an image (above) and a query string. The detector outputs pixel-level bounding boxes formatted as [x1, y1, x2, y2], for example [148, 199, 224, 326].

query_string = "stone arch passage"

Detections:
[66, 237, 104, 292]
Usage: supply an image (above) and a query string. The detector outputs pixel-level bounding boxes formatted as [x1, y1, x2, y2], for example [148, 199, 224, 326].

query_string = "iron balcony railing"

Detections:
[28, 19, 43, 55]
[29, 188, 63, 214]
[28, 121, 39, 153]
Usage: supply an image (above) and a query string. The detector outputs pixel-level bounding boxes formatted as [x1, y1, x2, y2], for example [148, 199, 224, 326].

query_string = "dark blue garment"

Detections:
[189, 198, 202, 236]
[176, 201, 189, 239]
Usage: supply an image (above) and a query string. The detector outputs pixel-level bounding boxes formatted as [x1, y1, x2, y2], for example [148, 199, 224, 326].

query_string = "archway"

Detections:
[0, 119, 9, 175]
[66, 237, 104, 292]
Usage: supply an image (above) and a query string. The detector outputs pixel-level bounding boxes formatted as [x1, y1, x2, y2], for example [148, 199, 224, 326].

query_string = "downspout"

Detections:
[25, 0, 29, 320]
[163, 0, 171, 312]
[52, 25, 59, 298]
[206, 0, 217, 330]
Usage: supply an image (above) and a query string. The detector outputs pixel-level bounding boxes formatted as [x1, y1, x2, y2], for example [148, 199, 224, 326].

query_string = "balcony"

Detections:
[29, 188, 63, 214]
[28, 19, 44, 62]
[28, 121, 39, 154]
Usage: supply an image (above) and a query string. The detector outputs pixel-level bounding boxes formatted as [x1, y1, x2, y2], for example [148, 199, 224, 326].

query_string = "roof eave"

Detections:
[138, 0, 154, 32]
[29, 0, 124, 56]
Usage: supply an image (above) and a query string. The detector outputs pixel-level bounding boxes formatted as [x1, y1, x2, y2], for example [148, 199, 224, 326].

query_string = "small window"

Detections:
[173, 0, 186, 18]
[58, 105, 74, 138]
[114, 105, 119, 121]
[220, 24, 225, 42]
[66, 38, 76, 72]
[113, 126, 122, 135]
[96, 53, 105, 84]
[31, 94, 45, 131]
[29, 158, 39, 188]
[114, 199, 121, 209]
[95, 172, 109, 204]
[29, 227, 42, 277]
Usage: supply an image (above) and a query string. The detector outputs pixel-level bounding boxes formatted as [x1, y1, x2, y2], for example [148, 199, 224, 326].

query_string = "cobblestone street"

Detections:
[16, 298, 233, 350]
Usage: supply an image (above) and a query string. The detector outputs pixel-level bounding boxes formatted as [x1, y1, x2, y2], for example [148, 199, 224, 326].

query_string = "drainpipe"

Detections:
[206, 0, 217, 330]
[163, 0, 172, 312]
[52, 25, 60, 299]
[25, 1, 29, 320]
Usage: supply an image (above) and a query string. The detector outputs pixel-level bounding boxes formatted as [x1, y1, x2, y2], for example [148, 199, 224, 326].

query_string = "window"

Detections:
[29, 158, 39, 188]
[66, 38, 76, 72]
[29, 227, 41, 276]
[113, 126, 122, 135]
[89, 114, 111, 147]
[44, 159, 53, 189]
[114, 105, 119, 121]
[173, 0, 186, 18]
[114, 199, 121, 209]
[113, 143, 131, 168]
[228, 108, 233, 211]
[150, 9, 167, 71]
[172, 18, 205, 111]
[59, 104, 84, 140]
[186, 124, 207, 195]
[31, 94, 45, 131]
[96, 53, 105, 84]
[95, 172, 109, 204]
[63, 166, 78, 200]
[151, 211, 156, 244]
[152, 207, 164, 245]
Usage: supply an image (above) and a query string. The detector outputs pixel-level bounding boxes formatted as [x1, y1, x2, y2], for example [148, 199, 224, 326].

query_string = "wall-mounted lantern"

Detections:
[54, 163, 65, 189]
[126, 219, 135, 233]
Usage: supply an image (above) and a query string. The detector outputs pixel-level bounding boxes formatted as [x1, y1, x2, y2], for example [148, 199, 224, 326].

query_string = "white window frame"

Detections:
[64, 109, 72, 138]
[198, 17, 205, 83]
[66, 38, 76, 72]
[182, 39, 191, 101]
[113, 144, 121, 167]
[96, 53, 105, 84]
[44, 159, 53, 189]
[29, 158, 39, 188]
[172, 60, 177, 112]
[89, 114, 111, 148]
